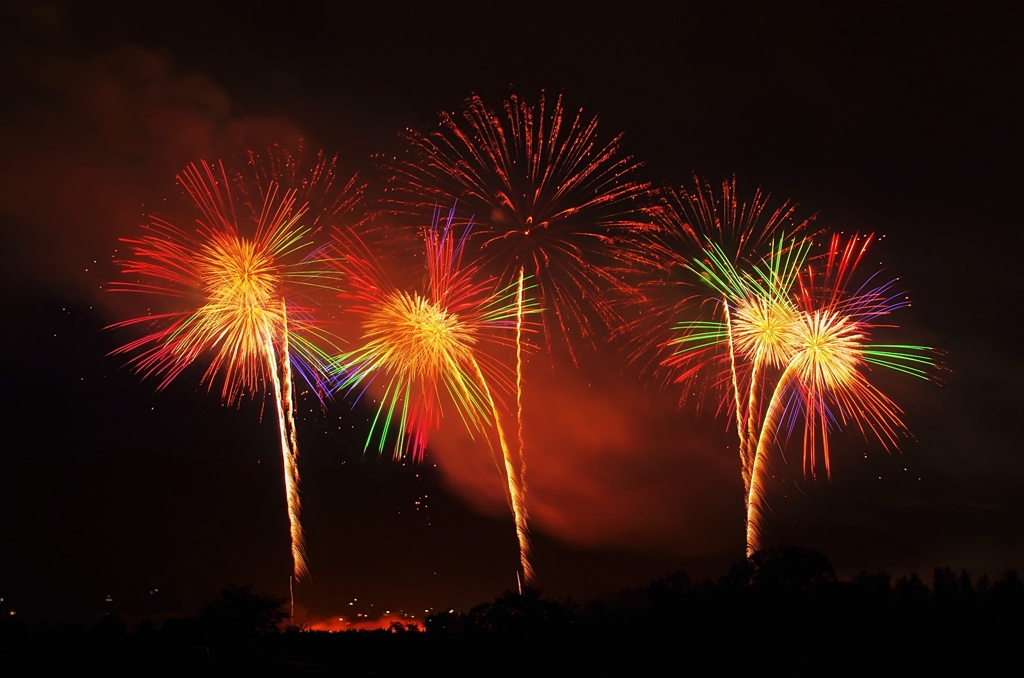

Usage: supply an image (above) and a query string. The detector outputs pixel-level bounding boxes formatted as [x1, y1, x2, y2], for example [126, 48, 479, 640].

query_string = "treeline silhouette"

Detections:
[2, 548, 1022, 675]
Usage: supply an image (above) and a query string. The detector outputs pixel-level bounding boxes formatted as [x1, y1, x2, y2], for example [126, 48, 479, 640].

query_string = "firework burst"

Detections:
[111, 155, 355, 580]
[661, 187, 935, 557]
[388, 91, 652, 352]
[743, 234, 935, 555]
[330, 207, 538, 581]
[665, 237, 808, 497]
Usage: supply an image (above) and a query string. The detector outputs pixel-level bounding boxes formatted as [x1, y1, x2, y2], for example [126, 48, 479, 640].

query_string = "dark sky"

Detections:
[1, 1, 1021, 625]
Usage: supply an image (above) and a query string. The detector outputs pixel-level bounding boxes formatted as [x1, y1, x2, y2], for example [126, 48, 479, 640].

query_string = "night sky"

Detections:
[1, 1, 1021, 627]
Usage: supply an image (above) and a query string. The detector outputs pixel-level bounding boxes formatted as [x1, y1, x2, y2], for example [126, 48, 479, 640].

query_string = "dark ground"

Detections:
[2, 547, 1021, 676]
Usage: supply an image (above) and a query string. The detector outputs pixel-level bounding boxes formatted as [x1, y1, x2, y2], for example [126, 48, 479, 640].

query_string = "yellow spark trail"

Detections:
[279, 301, 306, 580]
[746, 363, 797, 557]
[515, 267, 527, 516]
[472, 357, 534, 584]
[266, 333, 307, 580]
[742, 352, 763, 492]
[723, 303, 750, 497]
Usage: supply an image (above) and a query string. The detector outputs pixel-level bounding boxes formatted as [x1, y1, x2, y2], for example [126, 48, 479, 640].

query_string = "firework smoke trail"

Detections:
[514, 266, 533, 581]
[330, 208, 538, 580]
[722, 303, 749, 495]
[277, 301, 306, 578]
[266, 330, 307, 578]
[745, 360, 797, 557]
[110, 156, 353, 580]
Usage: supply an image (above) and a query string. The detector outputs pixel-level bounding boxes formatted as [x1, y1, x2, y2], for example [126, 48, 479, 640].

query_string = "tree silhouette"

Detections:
[466, 588, 577, 636]
[200, 584, 287, 649]
[749, 545, 837, 594]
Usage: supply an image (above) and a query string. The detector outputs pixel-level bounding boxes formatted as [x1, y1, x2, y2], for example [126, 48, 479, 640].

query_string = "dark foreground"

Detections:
[2, 548, 1022, 676]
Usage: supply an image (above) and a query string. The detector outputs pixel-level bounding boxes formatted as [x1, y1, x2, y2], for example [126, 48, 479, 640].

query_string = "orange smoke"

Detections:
[0, 35, 304, 311]
[429, 351, 744, 558]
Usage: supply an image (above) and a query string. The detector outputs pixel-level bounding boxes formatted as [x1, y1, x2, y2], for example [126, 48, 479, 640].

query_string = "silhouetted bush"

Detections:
[92, 613, 127, 639]
[749, 545, 837, 593]
[200, 583, 287, 651]
[463, 588, 579, 636]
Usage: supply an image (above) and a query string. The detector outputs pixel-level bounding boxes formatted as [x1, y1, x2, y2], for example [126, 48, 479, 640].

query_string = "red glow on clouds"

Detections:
[430, 353, 743, 557]
[305, 613, 424, 632]
[0, 40, 304, 311]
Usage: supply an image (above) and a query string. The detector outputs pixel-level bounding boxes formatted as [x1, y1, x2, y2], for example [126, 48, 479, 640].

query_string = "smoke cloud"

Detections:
[430, 352, 744, 558]
[0, 6, 303, 308]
